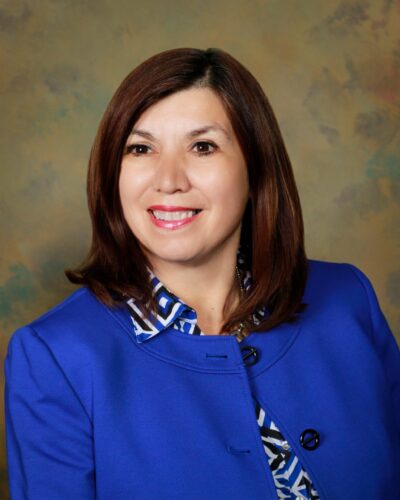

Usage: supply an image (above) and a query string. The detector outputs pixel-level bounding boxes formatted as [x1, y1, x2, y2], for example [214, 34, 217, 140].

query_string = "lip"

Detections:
[148, 206, 202, 230]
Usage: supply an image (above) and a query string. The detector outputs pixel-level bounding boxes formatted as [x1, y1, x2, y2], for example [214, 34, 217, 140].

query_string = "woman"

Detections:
[4, 48, 400, 499]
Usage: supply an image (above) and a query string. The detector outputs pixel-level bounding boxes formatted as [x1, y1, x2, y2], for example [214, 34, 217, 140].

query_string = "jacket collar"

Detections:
[109, 299, 302, 378]
[104, 258, 309, 376]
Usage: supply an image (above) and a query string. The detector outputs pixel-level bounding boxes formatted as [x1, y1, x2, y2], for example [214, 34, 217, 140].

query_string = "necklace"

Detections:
[229, 265, 251, 342]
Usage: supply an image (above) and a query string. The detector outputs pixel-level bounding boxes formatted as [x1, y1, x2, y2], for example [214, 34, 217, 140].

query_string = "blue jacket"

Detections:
[4, 260, 400, 499]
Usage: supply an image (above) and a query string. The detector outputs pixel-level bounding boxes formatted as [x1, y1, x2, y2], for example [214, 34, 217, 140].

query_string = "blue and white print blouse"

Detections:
[125, 256, 320, 500]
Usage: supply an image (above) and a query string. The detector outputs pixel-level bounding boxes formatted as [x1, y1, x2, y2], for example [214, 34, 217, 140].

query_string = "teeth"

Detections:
[152, 210, 198, 221]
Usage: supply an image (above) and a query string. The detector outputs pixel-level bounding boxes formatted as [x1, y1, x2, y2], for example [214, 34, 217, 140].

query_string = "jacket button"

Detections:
[299, 429, 320, 450]
[240, 346, 259, 366]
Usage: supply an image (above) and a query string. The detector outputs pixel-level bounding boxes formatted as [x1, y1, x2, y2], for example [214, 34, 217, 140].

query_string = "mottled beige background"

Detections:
[1, 0, 399, 496]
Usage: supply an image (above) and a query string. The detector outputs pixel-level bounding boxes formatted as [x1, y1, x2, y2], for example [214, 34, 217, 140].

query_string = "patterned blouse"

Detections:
[125, 256, 320, 500]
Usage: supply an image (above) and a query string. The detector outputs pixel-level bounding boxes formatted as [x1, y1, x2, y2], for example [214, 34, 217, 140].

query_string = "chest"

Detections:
[85, 321, 399, 499]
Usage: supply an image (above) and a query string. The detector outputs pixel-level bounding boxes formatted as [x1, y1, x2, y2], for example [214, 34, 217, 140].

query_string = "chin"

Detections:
[141, 239, 202, 264]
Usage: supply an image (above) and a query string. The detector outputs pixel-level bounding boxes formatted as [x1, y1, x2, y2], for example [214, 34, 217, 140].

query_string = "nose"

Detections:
[152, 152, 191, 194]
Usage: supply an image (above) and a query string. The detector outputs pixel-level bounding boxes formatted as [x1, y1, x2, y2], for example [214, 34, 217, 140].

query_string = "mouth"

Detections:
[149, 209, 202, 221]
[147, 205, 203, 229]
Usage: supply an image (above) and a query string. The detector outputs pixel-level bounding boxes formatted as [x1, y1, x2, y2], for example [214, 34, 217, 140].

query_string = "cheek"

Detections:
[118, 173, 129, 208]
[118, 163, 149, 208]
[201, 163, 249, 206]
[118, 175, 145, 239]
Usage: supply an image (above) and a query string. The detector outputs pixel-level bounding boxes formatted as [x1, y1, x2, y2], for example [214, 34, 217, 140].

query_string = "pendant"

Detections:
[231, 321, 248, 342]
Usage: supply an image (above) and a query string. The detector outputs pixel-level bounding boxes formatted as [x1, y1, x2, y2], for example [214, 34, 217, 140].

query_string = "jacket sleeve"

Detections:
[4, 325, 96, 499]
[346, 263, 400, 425]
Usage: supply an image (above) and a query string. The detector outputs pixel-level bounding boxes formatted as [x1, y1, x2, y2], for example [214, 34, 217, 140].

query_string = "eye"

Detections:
[126, 144, 152, 155]
[193, 141, 217, 156]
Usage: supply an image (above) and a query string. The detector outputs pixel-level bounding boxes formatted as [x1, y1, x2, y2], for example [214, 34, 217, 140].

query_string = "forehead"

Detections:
[133, 87, 232, 131]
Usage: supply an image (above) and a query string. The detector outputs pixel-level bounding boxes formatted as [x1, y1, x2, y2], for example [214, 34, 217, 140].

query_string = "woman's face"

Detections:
[119, 87, 249, 269]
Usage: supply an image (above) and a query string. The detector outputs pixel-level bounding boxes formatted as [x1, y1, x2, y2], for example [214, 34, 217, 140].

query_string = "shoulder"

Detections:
[31, 286, 109, 328]
[302, 261, 400, 366]
[306, 257, 372, 289]
[5, 287, 132, 415]
[303, 258, 385, 335]
[23, 286, 128, 338]
[305, 259, 400, 418]
[8, 288, 104, 344]
[306, 258, 377, 308]
[6, 286, 131, 374]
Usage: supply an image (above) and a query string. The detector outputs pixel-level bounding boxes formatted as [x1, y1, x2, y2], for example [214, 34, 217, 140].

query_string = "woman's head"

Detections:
[119, 86, 250, 273]
[67, 47, 307, 332]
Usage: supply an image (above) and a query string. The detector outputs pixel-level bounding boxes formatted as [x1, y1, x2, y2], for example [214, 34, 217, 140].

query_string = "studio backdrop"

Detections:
[1, 1, 399, 498]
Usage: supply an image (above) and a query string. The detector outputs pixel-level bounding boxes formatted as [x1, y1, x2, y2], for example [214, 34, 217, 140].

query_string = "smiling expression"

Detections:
[119, 87, 250, 269]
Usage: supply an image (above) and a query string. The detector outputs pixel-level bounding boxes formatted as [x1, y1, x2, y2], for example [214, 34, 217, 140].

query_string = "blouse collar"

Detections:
[125, 249, 267, 343]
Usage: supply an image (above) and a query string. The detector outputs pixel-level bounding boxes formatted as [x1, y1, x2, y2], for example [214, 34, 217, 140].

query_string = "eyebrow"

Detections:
[129, 124, 232, 142]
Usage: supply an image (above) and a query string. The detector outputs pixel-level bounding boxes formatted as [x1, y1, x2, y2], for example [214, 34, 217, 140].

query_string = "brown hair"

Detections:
[66, 47, 308, 333]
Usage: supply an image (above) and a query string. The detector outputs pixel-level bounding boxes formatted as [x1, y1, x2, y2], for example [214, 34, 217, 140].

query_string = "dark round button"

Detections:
[300, 429, 320, 450]
[240, 346, 259, 366]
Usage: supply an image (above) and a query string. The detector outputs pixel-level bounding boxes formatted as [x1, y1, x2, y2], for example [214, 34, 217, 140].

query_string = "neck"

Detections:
[146, 244, 241, 334]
